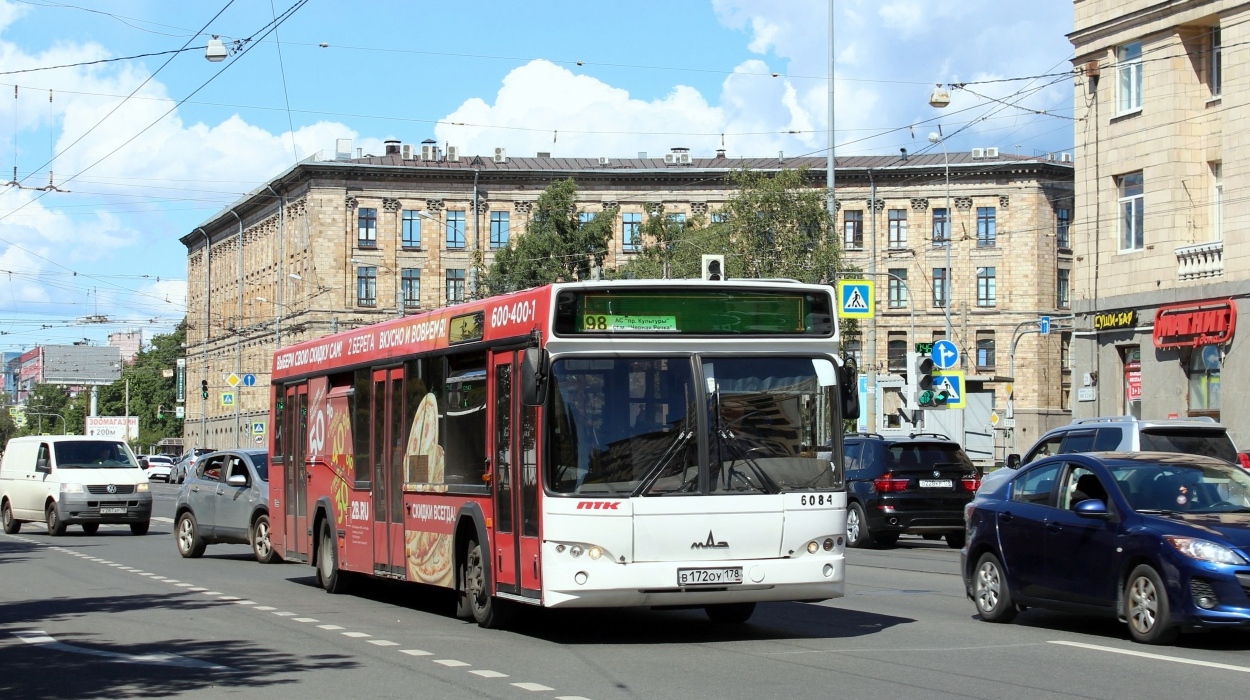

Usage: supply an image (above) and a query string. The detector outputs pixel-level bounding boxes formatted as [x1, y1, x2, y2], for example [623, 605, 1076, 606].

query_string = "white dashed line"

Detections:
[342, 632, 371, 638]
[201, 591, 222, 596]
[292, 618, 319, 623]
[176, 583, 194, 588]
[1049, 641, 1250, 674]
[188, 587, 207, 592]
[272, 612, 296, 617]
[164, 579, 180, 583]
[368, 640, 399, 647]
[512, 682, 554, 692]
[255, 606, 276, 611]
[130, 570, 146, 574]
[234, 600, 256, 605]
[108, 564, 123, 567]
[434, 659, 469, 667]
[555, 696, 593, 700]
[97, 560, 112, 564]
[218, 596, 240, 601]
[400, 649, 432, 656]
[318, 625, 345, 630]
[152, 516, 174, 523]
[471, 670, 508, 678]
[150, 577, 169, 581]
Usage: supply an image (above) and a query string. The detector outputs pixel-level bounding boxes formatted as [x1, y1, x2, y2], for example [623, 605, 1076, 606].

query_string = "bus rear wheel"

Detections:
[317, 522, 350, 594]
[466, 539, 510, 629]
[705, 602, 756, 624]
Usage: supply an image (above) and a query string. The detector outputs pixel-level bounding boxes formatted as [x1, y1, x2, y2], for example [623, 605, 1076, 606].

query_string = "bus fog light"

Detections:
[836, 536, 844, 547]
[823, 538, 834, 551]
[574, 571, 588, 585]
[570, 545, 584, 558]
[555, 544, 566, 554]
[823, 563, 834, 578]
[588, 546, 602, 560]
[807, 541, 819, 554]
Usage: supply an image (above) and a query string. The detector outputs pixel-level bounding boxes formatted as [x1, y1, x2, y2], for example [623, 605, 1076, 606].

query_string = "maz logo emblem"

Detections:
[691, 531, 729, 549]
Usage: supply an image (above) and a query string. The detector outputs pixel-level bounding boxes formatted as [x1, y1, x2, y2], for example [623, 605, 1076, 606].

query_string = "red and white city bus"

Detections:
[268, 279, 858, 627]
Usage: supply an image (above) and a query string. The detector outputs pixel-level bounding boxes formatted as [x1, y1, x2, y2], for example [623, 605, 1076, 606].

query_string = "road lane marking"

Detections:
[164, 579, 180, 583]
[292, 618, 319, 623]
[435, 659, 469, 667]
[1049, 641, 1250, 674]
[188, 587, 207, 592]
[255, 606, 276, 611]
[400, 649, 432, 656]
[318, 625, 344, 630]
[513, 682, 554, 691]
[556, 697, 593, 700]
[176, 583, 194, 587]
[152, 516, 174, 523]
[272, 611, 296, 617]
[13, 630, 235, 670]
[342, 632, 371, 638]
[368, 640, 399, 647]
[471, 670, 508, 678]
[234, 600, 257, 605]
[218, 596, 240, 601]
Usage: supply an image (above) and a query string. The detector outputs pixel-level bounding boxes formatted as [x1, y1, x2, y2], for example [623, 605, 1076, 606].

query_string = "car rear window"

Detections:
[885, 443, 974, 471]
[1139, 429, 1237, 463]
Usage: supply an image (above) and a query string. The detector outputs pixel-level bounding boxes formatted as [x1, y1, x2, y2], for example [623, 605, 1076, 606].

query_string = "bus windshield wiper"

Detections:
[632, 429, 694, 496]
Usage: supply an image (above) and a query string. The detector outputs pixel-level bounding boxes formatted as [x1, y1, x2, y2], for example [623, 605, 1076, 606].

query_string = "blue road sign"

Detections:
[836, 280, 874, 319]
[932, 371, 966, 409]
[1201, 344, 1221, 370]
[1039, 316, 1051, 335]
[242, 373, 257, 387]
[931, 339, 959, 370]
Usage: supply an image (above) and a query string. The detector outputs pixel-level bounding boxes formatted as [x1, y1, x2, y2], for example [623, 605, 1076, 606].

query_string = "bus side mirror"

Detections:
[838, 363, 860, 421]
[521, 347, 549, 407]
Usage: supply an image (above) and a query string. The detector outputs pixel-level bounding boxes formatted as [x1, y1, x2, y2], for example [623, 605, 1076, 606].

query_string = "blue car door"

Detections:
[1043, 461, 1120, 607]
[996, 461, 1061, 599]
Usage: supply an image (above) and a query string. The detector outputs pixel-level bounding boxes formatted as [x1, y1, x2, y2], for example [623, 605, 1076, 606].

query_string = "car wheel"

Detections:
[1125, 564, 1179, 645]
[81, 523, 99, 535]
[130, 521, 150, 536]
[973, 552, 1017, 623]
[176, 512, 206, 558]
[946, 531, 966, 549]
[466, 539, 510, 628]
[45, 503, 66, 537]
[705, 602, 756, 624]
[317, 522, 350, 594]
[846, 502, 871, 548]
[1, 500, 20, 534]
[251, 514, 279, 564]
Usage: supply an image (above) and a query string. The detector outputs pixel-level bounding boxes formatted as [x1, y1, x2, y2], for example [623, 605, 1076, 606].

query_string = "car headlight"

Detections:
[1164, 536, 1248, 565]
[60, 483, 83, 493]
[136, 483, 150, 492]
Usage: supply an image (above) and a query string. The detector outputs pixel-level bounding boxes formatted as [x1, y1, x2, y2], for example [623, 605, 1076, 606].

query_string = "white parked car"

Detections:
[143, 454, 175, 482]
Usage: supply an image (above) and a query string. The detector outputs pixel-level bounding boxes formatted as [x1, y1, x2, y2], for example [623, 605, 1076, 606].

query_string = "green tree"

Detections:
[481, 178, 613, 293]
[0, 393, 17, 445]
[617, 168, 842, 283]
[97, 323, 186, 449]
[23, 383, 75, 435]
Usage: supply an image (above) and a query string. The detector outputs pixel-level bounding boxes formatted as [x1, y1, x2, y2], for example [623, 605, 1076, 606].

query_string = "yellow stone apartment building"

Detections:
[1069, 0, 1248, 446]
[179, 145, 1073, 458]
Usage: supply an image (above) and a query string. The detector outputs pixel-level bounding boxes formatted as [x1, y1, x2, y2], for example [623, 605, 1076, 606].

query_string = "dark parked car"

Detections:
[174, 449, 277, 563]
[843, 433, 980, 549]
[963, 452, 1250, 644]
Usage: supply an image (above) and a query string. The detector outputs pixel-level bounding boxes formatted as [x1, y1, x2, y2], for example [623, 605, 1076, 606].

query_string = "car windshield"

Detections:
[53, 441, 138, 469]
[546, 355, 840, 496]
[884, 442, 974, 472]
[249, 454, 269, 481]
[1111, 459, 1250, 514]
[1139, 429, 1237, 463]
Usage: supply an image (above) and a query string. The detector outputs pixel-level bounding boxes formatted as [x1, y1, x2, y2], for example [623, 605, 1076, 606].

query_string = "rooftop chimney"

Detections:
[384, 140, 401, 155]
[715, 149, 726, 159]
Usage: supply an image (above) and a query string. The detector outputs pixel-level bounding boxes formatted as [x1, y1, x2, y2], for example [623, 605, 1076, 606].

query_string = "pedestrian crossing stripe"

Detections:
[836, 280, 874, 318]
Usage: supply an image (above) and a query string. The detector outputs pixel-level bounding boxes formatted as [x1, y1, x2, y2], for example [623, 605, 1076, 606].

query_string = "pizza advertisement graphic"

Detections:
[404, 393, 444, 485]
[405, 529, 454, 587]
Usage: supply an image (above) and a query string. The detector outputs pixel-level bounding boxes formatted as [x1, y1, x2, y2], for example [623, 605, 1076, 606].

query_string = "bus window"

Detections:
[352, 368, 372, 484]
[442, 352, 488, 486]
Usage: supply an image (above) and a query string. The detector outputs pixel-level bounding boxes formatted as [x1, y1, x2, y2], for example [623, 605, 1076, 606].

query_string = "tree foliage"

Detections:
[481, 178, 613, 293]
[96, 323, 186, 448]
[616, 168, 842, 283]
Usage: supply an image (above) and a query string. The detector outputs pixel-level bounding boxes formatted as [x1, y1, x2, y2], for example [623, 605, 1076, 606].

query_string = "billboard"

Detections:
[86, 416, 139, 441]
[41, 345, 123, 385]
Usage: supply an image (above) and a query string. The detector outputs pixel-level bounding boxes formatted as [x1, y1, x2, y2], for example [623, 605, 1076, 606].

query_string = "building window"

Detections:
[976, 207, 996, 247]
[1057, 268, 1070, 309]
[578, 212, 595, 227]
[445, 269, 466, 304]
[932, 208, 949, 246]
[887, 209, 907, 249]
[976, 266, 996, 307]
[1211, 162, 1223, 241]
[401, 269, 420, 308]
[401, 210, 421, 249]
[666, 212, 686, 232]
[1116, 41, 1143, 113]
[490, 211, 509, 249]
[1188, 347, 1220, 417]
[1055, 208, 1070, 248]
[446, 211, 466, 250]
[357, 207, 377, 248]
[356, 266, 377, 307]
[976, 332, 995, 369]
[887, 268, 908, 309]
[843, 211, 864, 249]
[711, 212, 728, 224]
[1209, 26, 1222, 96]
[1118, 171, 1144, 251]
[887, 332, 907, 372]
[1061, 332, 1072, 372]
[622, 212, 641, 252]
[932, 268, 948, 308]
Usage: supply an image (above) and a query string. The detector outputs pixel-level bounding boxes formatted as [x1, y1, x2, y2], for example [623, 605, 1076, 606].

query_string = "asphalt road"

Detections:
[2, 483, 1249, 699]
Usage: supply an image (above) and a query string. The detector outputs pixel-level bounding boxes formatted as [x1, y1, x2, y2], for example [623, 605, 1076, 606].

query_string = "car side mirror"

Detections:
[35, 458, 50, 474]
[227, 474, 248, 487]
[1075, 499, 1110, 518]
[1005, 454, 1021, 469]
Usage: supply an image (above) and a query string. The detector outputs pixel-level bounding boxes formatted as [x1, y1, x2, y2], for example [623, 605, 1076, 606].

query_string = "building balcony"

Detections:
[1175, 240, 1224, 281]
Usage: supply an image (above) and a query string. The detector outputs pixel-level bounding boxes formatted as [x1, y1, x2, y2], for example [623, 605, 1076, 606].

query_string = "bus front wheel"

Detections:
[465, 539, 510, 629]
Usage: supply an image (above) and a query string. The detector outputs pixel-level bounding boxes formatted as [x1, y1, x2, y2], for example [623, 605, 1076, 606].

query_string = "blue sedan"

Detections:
[963, 452, 1250, 644]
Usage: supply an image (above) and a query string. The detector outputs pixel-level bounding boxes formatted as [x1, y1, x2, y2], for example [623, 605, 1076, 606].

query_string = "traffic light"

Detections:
[201, 379, 209, 399]
[909, 352, 949, 408]
[701, 254, 725, 281]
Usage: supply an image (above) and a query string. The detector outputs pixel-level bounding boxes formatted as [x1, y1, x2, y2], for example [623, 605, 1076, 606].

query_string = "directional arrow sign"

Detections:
[242, 373, 257, 387]
[932, 370, 965, 409]
[931, 339, 959, 370]
[1039, 315, 1051, 335]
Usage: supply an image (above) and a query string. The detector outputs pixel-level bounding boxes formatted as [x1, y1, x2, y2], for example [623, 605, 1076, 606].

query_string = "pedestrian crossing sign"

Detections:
[836, 280, 874, 319]
[932, 371, 966, 409]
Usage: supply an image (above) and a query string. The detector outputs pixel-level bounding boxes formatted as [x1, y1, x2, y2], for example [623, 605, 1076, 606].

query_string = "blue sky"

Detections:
[0, 0, 1075, 353]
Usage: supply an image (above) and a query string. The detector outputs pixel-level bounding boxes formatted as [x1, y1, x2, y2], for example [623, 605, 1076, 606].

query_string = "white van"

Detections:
[0, 436, 153, 536]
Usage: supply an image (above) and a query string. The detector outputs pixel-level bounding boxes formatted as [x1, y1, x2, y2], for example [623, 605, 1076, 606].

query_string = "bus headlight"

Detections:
[807, 541, 820, 554]
[569, 545, 584, 558]
[588, 546, 603, 560]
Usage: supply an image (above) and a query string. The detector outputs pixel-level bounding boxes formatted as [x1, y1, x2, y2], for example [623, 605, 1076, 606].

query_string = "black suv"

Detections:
[843, 433, 980, 549]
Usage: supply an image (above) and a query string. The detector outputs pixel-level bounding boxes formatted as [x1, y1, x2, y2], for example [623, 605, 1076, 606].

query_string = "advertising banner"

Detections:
[86, 416, 139, 441]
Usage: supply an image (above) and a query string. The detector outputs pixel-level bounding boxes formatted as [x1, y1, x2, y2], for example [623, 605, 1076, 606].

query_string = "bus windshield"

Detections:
[547, 355, 840, 496]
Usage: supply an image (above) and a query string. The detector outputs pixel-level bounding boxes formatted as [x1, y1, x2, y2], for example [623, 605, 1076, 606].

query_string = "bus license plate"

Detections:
[678, 567, 743, 586]
[100, 507, 126, 514]
[919, 479, 953, 489]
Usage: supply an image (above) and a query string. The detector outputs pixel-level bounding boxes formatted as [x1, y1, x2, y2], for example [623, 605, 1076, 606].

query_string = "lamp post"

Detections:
[927, 128, 953, 344]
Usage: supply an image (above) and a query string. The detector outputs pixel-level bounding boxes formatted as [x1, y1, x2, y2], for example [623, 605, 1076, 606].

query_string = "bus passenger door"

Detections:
[283, 383, 309, 561]
[372, 367, 406, 577]
[491, 351, 541, 599]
